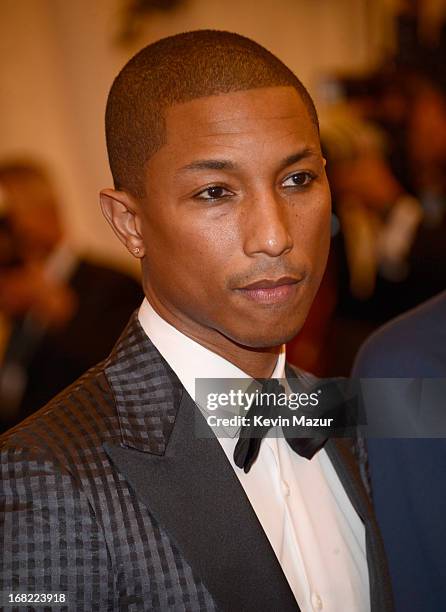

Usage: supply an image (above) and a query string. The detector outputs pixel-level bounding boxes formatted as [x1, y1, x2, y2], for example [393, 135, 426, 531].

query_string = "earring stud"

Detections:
[133, 247, 140, 255]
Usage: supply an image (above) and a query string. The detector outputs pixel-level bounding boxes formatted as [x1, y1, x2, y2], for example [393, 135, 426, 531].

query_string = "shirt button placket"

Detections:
[311, 592, 323, 610]
[281, 480, 290, 498]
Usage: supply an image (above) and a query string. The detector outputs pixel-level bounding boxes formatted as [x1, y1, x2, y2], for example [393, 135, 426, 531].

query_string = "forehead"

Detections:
[159, 86, 319, 160]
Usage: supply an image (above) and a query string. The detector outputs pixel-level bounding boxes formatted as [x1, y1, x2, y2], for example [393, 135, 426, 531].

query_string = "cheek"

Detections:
[142, 206, 236, 292]
[295, 194, 331, 268]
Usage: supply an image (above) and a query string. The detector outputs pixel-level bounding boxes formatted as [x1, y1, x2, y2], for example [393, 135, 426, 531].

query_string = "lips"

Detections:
[240, 276, 299, 290]
[235, 276, 301, 305]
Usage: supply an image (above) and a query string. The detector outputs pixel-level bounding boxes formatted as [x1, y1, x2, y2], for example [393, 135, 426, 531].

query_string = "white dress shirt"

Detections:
[139, 298, 370, 612]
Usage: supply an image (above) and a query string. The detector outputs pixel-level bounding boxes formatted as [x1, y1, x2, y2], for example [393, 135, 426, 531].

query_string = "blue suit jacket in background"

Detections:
[353, 290, 446, 612]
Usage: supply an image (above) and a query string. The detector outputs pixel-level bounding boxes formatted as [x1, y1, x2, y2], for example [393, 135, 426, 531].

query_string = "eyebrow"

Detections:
[279, 148, 319, 169]
[178, 159, 237, 173]
[176, 147, 319, 175]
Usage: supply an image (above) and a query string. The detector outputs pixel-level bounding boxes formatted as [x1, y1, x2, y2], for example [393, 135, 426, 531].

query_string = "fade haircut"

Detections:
[106, 29, 319, 198]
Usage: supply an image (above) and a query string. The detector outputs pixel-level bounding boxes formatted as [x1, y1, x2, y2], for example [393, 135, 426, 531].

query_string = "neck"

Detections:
[145, 293, 281, 379]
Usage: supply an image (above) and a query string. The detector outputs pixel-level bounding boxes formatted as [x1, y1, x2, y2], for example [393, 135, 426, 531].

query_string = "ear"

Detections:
[99, 189, 145, 258]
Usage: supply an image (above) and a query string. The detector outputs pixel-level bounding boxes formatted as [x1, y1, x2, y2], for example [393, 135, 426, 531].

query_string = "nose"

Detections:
[242, 189, 293, 258]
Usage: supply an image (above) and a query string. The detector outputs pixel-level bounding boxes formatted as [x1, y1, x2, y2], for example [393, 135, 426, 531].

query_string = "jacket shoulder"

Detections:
[0, 362, 120, 469]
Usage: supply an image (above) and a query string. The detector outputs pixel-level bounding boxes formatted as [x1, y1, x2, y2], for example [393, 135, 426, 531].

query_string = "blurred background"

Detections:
[1, 0, 445, 427]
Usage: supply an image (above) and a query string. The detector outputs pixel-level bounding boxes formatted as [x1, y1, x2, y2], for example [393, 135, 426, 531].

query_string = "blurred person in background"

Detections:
[352, 289, 446, 612]
[343, 17, 446, 605]
[0, 160, 143, 430]
[321, 106, 422, 301]
[340, 69, 446, 308]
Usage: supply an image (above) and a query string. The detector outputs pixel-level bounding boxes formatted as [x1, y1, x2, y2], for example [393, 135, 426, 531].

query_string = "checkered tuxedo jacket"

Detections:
[0, 313, 393, 611]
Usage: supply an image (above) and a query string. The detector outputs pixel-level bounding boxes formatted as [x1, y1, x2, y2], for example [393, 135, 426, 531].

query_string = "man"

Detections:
[0, 31, 392, 611]
[0, 160, 143, 429]
[353, 290, 446, 612]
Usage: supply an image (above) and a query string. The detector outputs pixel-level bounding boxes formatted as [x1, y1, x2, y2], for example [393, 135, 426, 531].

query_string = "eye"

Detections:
[194, 185, 233, 201]
[282, 171, 315, 189]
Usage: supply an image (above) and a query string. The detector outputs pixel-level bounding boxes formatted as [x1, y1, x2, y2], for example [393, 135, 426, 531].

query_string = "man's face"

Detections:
[139, 86, 331, 348]
[2, 177, 62, 261]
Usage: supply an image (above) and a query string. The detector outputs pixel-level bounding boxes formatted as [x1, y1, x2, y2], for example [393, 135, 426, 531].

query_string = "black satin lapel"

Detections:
[324, 438, 370, 521]
[327, 439, 395, 611]
[104, 391, 299, 612]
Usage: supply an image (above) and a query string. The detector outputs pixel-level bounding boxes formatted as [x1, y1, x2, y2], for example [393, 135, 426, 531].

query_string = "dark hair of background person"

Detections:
[105, 29, 319, 198]
[0, 159, 52, 184]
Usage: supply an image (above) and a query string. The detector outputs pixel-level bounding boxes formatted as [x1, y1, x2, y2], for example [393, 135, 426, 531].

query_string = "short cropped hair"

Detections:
[106, 29, 319, 198]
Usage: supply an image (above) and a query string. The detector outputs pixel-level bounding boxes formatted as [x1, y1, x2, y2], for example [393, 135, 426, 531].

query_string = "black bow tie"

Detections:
[233, 377, 355, 473]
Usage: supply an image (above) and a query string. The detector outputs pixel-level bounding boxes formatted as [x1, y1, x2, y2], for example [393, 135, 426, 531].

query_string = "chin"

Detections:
[228, 316, 307, 350]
